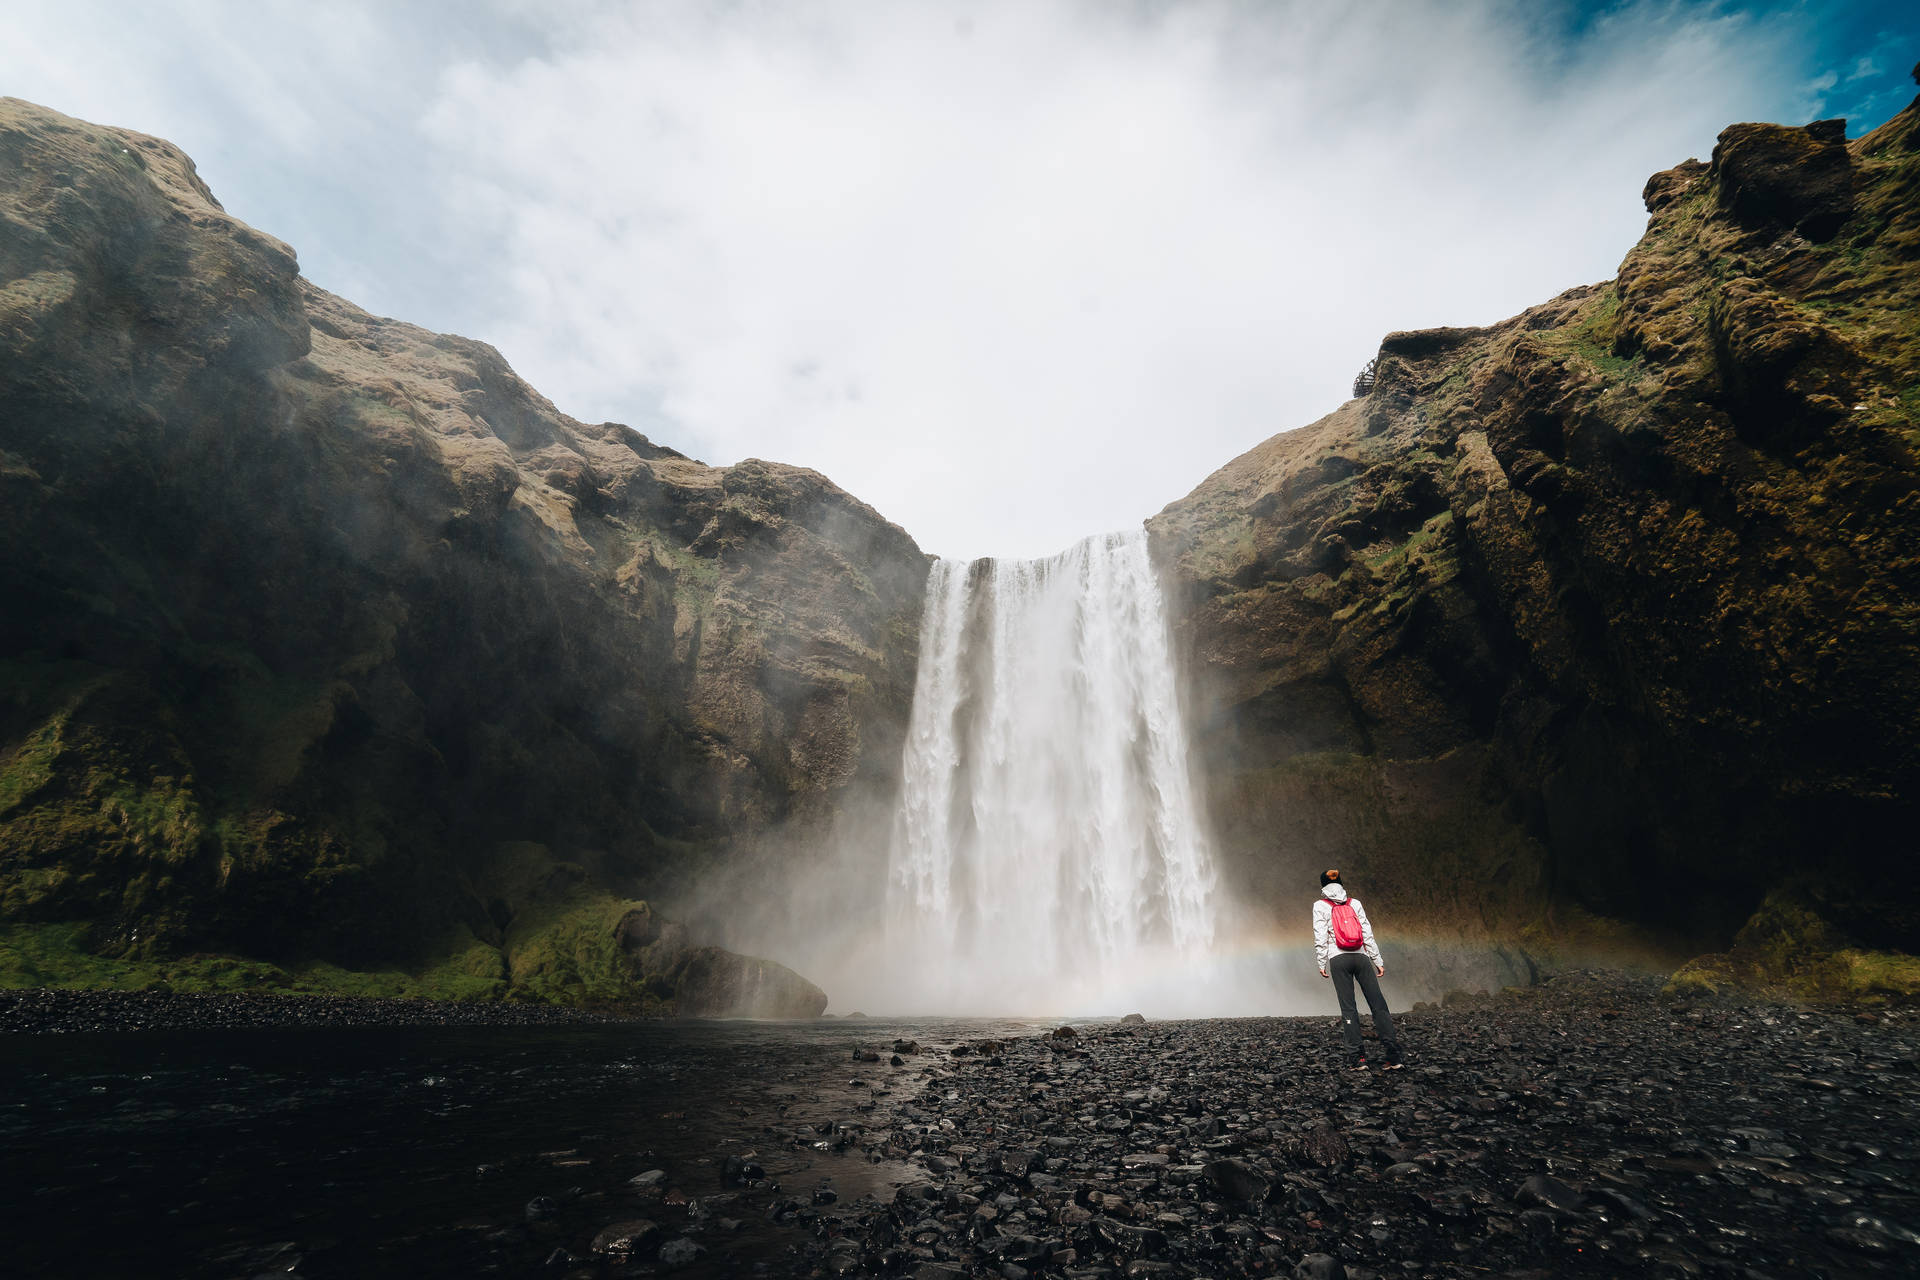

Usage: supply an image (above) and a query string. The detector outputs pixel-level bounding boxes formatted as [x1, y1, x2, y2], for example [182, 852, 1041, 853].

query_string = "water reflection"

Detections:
[1, 1015, 1046, 1277]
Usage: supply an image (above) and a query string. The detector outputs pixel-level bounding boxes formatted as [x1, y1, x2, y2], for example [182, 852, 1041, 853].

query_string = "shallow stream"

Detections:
[0, 1015, 1044, 1277]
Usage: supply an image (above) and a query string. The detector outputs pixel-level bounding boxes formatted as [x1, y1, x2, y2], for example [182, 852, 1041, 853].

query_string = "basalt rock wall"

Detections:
[0, 99, 927, 1010]
[1151, 95, 1920, 996]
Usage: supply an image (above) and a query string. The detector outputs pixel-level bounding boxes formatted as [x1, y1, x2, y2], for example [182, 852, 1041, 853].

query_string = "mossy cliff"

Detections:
[1151, 92, 1920, 998]
[8, 90, 1918, 1011]
[0, 99, 923, 1010]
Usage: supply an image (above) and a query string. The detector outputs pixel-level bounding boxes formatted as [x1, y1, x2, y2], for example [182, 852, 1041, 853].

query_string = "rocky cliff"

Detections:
[0, 99, 926, 1011]
[7, 87, 1918, 1012]
[1152, 90, 1920, 1000]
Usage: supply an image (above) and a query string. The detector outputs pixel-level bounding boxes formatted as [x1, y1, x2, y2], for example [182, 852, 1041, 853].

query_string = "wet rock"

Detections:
[998, 1149, 1040, 1179]
[1293, 1254, 1345, 1280]
[719, 1155, 765, 1185]
[656, 1236, 705, 1268]
[784, 971, 1920, 1279]
[1515, 1174, 1587, 1214]
[1091, 1217, 1165, 1256]
[1203, 1159, 1271, 1204]
[1303, 1121, 1349, 1168]
[589, 1220, 660, 1256]
[50, 963, 1915, 1280]
[988, 1235, 1052, 1263]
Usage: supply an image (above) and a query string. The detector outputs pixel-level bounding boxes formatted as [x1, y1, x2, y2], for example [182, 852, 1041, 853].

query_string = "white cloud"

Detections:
[416, 0, 1807, 557]
[4, 1, 1823, 558]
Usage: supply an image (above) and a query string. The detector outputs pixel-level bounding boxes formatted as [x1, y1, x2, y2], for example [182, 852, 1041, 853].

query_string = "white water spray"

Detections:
[873, 529, 1222, 1014]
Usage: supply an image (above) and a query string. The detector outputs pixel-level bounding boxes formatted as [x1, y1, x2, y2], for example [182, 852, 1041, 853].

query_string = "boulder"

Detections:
[1203, 1158, 1272, 1203]
[589, 1220, 661, 1256]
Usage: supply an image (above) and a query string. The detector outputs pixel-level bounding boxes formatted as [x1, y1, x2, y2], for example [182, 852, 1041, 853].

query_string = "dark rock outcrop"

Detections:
[1710, 118, 1854, 242]
[0, 98, 927, 1006]
[1151, 95, 1920, 991]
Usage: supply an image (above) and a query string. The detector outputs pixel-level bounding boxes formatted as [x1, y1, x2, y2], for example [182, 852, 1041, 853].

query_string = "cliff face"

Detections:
[1152, 98, 1920, 994]
[0, 99, 927, 1008]
[7, 89, 1917, 1010]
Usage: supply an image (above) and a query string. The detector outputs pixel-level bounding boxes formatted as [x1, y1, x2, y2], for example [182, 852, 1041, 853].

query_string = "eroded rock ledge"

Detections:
[1151, 98, 1920, 994]
[0, 97, 923, 1008]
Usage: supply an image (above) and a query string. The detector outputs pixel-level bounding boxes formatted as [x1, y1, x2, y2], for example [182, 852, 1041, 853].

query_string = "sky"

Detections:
[4, 1, 1913, 559]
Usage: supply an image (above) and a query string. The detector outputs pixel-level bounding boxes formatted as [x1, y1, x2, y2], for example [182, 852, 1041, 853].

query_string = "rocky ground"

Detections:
[5, 973, 1917, 1277]
[695, 972, 1917, 1280]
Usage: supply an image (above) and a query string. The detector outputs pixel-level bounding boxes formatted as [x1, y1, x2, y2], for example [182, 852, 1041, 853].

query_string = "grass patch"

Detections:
[1532, 288, 1649, 382]
[1663, 889, 1920, 1005]
[0, 921, 511, 1001]
[502, 893, 656, 1006]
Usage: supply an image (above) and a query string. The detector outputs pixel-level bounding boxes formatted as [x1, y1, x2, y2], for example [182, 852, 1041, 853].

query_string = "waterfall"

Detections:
[881, 529, 1219, 1014]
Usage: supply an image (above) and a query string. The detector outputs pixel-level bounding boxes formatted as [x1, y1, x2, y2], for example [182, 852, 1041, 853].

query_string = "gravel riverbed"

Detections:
[752, 972, 1918, 1279]
[5, 972, 1916, 1278]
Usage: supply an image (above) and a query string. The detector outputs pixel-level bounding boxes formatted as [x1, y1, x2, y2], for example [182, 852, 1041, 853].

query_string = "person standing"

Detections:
[1314, 869, 1403, 1070]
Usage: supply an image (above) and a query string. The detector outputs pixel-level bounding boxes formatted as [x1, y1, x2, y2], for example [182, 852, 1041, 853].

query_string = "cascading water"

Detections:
[878, 529, 1221, 1014]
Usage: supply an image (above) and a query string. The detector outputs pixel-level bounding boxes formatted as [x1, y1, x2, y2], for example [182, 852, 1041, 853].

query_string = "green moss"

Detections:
[469, 842, 672, 1007]
[0, 712, 63, 816]
[289, 926, 509, 1001]
[1363, 510, 1453, 570]
[0, 922, 291, 992]
[1180, 514, 1260, 587]
[0, 674, 214, 931]
[1661, 959, 1731, 1000]
[502, 893, 651, 1005]
[635, 532, 725, 623]
[1664, 889, 1920, 1005]
[1833, 949, 1920, 1001]
[0, 920, 512, 1001]
[1531, 287, 1650, 381]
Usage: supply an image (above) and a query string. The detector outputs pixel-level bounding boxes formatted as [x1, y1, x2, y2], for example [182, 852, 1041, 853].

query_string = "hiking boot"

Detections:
[1347, 1053, 1368, 1071]
[1381, 1044, 1405, 1070]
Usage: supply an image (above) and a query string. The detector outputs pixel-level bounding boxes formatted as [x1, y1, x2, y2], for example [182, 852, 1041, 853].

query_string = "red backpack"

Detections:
[1328, 898, 1365, 951]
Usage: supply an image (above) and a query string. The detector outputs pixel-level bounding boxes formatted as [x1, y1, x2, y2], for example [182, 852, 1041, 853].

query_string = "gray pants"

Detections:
[1329, 952, 1398, 1058]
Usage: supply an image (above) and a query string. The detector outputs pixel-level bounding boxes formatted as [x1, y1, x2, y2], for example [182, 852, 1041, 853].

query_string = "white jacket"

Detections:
[1313, 884, 1383, 969]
